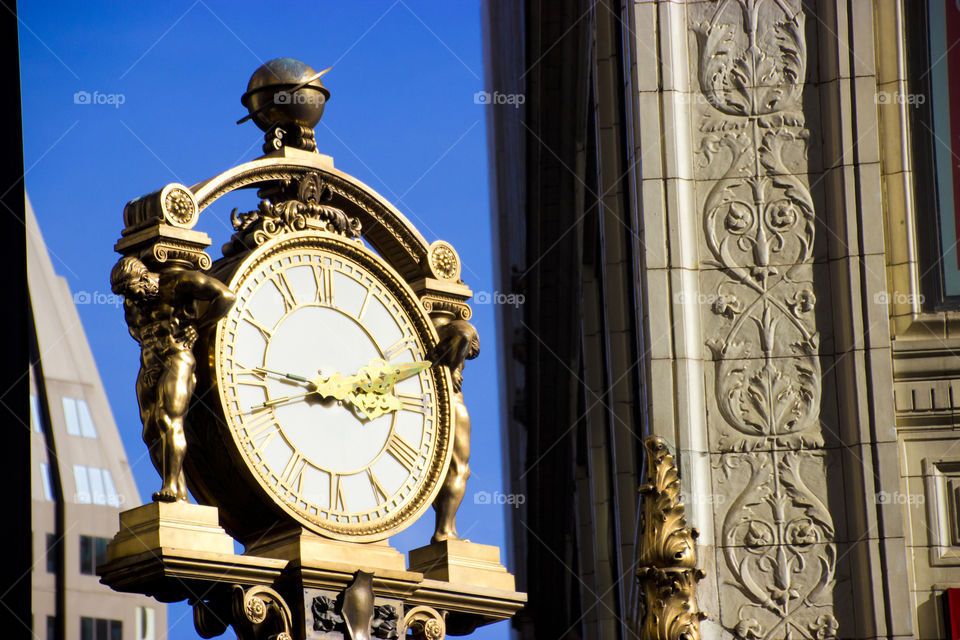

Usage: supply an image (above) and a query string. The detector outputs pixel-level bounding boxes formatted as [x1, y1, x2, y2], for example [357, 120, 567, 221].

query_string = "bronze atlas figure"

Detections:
[111, 257, 235, 502]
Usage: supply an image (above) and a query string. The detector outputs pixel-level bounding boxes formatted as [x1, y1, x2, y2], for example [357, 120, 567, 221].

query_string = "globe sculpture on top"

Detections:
[239, 57, 332, 153]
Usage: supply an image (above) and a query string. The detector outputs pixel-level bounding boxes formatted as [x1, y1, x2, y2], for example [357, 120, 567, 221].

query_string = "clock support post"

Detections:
[99, 58, 525, 640]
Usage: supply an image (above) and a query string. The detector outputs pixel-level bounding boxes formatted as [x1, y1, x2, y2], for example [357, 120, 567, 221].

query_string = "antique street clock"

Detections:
[175, 61, 459, 546]
[103, 58, 522, 640]
[199, 229, 452, 542]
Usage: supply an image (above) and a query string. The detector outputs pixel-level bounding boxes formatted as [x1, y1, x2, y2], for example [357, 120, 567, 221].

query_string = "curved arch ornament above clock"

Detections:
[191, 156, 431, 281]
[121, 155, 431, 280]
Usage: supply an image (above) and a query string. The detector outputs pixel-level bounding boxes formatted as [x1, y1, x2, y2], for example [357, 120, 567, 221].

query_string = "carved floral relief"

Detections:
[691, 1, 837, 637]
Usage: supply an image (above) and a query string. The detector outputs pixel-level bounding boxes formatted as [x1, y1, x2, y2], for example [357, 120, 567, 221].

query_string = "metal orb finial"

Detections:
[239, 57, 331, 153]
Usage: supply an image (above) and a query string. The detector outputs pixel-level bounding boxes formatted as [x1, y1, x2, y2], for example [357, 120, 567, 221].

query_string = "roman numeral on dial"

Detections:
[314, 265, 334, 306]
[226, 365, 268, 387]
[396, 392, 430, 414]
[244, 410, 280, 453]
[330, 473, 346, 511]
[357, 288, 372, 320]
[386, 433, 420, 470]
[383, 336, 419, 360]
[242, 310, 274, 341]
[227, 364, 265, 377]
[269, 271, 298, 312]
[367, 468, 390, 503]
[279, 451, 306, 493]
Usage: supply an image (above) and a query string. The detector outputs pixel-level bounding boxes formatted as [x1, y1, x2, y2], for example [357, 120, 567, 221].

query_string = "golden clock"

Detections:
[192, 230, 452, 543]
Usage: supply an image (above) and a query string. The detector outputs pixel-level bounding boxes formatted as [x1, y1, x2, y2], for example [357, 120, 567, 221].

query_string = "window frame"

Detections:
[906, 0, 960, 309]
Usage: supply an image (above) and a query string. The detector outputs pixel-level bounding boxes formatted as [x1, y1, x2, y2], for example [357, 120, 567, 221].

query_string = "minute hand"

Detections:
[355, 360, 431, 394]
[252, 366, 312, 385]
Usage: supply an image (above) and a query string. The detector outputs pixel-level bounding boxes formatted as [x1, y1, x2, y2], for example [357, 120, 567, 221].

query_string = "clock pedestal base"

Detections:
[408, 539, 516, 591]
[99, 532, 526, 639]
[105, 501, 234, 562]
[246, 528, 408, 574]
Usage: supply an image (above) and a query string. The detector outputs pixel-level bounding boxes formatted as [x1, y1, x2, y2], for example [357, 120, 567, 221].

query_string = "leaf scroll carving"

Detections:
[691, 1, 837, 637]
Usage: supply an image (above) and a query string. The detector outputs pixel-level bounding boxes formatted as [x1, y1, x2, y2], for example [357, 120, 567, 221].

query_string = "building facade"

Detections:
[484, 1, 960, 638]
[28, 197, 165, 640]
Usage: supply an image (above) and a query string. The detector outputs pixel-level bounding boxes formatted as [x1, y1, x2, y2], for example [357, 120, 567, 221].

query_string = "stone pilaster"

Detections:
[632, 1, 839, 637]
[690, 2, 837, 637]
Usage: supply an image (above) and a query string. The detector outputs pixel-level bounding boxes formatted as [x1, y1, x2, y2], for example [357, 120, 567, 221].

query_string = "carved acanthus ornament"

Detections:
[692, 1, 837, 637]
[635, 437, 706, 640]
[223, 171, 361, 257]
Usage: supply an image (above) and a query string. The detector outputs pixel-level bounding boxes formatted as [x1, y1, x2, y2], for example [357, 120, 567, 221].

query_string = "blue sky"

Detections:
[19, 2, 513, 638]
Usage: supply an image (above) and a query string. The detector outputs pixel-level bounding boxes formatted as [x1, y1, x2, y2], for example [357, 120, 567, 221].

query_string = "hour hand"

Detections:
[311, 372, 357, 401]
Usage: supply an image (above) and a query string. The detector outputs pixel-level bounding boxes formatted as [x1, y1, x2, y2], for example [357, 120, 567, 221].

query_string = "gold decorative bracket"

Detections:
[636, 436, 706, 640]
[193, 584, 293, 640]
[403, 605, 446, 640]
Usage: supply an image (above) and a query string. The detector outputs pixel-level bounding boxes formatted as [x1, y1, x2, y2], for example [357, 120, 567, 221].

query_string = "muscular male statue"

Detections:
[110, 257, 236, 502]
[431, 319, 480, 543]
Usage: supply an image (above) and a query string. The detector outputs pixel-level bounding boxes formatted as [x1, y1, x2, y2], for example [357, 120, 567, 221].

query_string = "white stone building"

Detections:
[484, 1, 960, 638]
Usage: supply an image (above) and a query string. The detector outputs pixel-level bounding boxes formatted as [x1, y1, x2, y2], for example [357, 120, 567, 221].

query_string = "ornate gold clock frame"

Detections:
[100, 58, 525, 640]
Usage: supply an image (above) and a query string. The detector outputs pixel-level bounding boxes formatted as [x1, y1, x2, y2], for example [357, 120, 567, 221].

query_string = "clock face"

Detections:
[213, 232, 451, 541]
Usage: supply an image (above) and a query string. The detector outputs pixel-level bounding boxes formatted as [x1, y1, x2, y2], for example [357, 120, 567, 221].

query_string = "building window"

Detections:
[908, 0, 960, 304]
[74, 465, 91, 503]
[45, 533, 58, 573]
[30, 394, 43, 433]
[73, 465, 120, 506]
[46, 616, 57, 640]
[136, 606, 155, 640]
[79, 535, 109, 575]
[62, 397, 79, 436]
[39, 462, 54, 501]
[80, 617, 121, 640]
[62, 396, 97, 438]
[102, 468, 120, 507]
[88, 465, 105, 505]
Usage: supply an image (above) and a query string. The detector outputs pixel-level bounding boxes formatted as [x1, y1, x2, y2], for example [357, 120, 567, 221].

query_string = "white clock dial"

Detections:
[214, 233, 450, 540]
